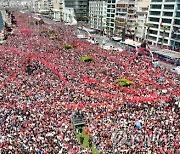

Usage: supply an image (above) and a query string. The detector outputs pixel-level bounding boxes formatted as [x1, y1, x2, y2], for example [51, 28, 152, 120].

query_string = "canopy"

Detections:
[123, 39, 141, 48]
[112, 36, 122, 41]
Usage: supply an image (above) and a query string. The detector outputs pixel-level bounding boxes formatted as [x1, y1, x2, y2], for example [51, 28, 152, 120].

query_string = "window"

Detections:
[150, 11, 161, 15]
[151, 0, 162, 2]
[165, 0, 175, 2]
[162, 18, 172, 24]
[149, 17, 160, 22]
[164, 5, 174, 10]
[163, 12, 173, 17]
[151, 4, 162, 9]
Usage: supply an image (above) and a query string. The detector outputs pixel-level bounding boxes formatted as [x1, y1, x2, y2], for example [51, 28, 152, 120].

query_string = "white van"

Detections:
[172, 66, 180, 75]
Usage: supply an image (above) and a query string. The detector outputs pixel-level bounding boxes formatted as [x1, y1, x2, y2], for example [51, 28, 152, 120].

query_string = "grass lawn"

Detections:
[76, 127, 99, 154]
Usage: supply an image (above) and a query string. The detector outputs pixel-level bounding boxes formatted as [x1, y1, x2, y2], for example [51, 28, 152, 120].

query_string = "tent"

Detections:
[123, 39, 141, 49]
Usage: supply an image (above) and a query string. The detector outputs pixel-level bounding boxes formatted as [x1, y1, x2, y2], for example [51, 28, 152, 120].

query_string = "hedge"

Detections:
[63, 43, 73, 50]
[80, 56, 94, 62]
[50, 36, 61, 41]
[115, 78, 133, 87]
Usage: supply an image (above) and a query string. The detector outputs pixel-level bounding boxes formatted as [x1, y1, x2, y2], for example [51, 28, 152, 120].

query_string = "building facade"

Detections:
[106, 0, 117, 34]
[115, 0, 128, 36]
[135, 0, 150, 41]
[89, 0, 107, 31]
[64, 0, 89, 21]
[52, 0, 64, 21]
[146, 0, 180, 49]
[107, 0, 150, 40]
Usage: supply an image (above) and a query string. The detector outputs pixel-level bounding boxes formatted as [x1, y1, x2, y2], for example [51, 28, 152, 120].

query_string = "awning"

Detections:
[123, 39, 141, 47]
[112, 36, 122, 41]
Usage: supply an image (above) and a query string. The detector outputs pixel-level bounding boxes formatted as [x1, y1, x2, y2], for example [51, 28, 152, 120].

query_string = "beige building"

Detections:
[52, 0, 64, 21]
[135, 0, 150, 41]
[89, 0, 107, 31]
[115, 0, 150, 40]
[51, 0, 77, 24]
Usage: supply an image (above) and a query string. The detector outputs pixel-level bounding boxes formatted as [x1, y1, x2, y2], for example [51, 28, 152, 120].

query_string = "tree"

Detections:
[106, 18, 110, 35]
[98, 15, 104, 34]
[160, 25, 169, 47]
[145, 23, 153, 40]
[93, 15, 98, 29]
[83, 15, 90, 23]
[134, 22, 139, 41]
[115, 20, 121, 36]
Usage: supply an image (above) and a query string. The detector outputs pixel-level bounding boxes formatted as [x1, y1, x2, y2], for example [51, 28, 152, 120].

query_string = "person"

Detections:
[80, 136, 84, 145]
[89, 138, 92, 148]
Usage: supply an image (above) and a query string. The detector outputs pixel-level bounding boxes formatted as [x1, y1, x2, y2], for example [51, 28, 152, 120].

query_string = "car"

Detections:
[171, 66, 180, 74]
[152, 59, 159, 67]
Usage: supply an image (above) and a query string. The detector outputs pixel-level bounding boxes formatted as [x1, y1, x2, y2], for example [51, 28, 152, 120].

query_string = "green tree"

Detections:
[160, 25, 169, 47]
[134, 22, 139, 41]
[115, 20, 120, 36]
[98, 15, 104, 34]
[145, 23, 153, 40]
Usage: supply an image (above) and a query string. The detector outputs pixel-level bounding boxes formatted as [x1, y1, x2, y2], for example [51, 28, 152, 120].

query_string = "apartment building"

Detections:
[89, 0, 107, 31]
[32, 0, 41, 13]
[106, 0, 117, 34]
[64, 0, 89, 21]
[146, 0, 180, 49]
[115, 0, 128, 36]
[52, 0, 64, 21]
[135, 0, 150, 41]
[171, 0, 180, 50]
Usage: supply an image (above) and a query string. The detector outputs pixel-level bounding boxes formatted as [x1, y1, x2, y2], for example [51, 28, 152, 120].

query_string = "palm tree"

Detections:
[134, 22, 139, 41]
[145, 23, 153, 40]
[161, 25, 169, 47]
[115, 20, 121, 36]
[83, 15, 90, 23]
[106, 18, 111, 36]
[98, 15, 103, 34]
[93, 15, 98, 29]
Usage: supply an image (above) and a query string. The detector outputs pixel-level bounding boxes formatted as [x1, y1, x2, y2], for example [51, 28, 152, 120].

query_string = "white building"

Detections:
[106, 0, 117, 34]
[146, 0, 180, 49]
[51, 0, 77, 24]
[115, 0, 128, 36]
[51, 0, 64, 21]
[63, 7, 77, 24]
[89, 0, 107, 31]
[135, 0, 150, 41]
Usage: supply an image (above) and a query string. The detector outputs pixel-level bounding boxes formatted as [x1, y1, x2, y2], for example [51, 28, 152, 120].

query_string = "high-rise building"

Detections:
[135, 0, 150, 41]
[52, 0, 64, 21]
[115, 0, 128, 36]
[106, 0, 117, 34]
[146, 0, 180, 49]
[89, 0, 107, 31]
[114, 0, 150, 40]
[64, 0, 89, 21]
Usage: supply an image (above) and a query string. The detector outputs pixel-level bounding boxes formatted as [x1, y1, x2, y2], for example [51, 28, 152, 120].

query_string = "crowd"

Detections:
[0, 11, 179, 153]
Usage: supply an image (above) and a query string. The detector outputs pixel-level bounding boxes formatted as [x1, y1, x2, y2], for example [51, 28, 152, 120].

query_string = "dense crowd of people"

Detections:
[0, 11, 179, 153]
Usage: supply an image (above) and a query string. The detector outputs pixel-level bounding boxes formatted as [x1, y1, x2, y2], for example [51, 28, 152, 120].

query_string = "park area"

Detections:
[0, 11, 179, 153]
